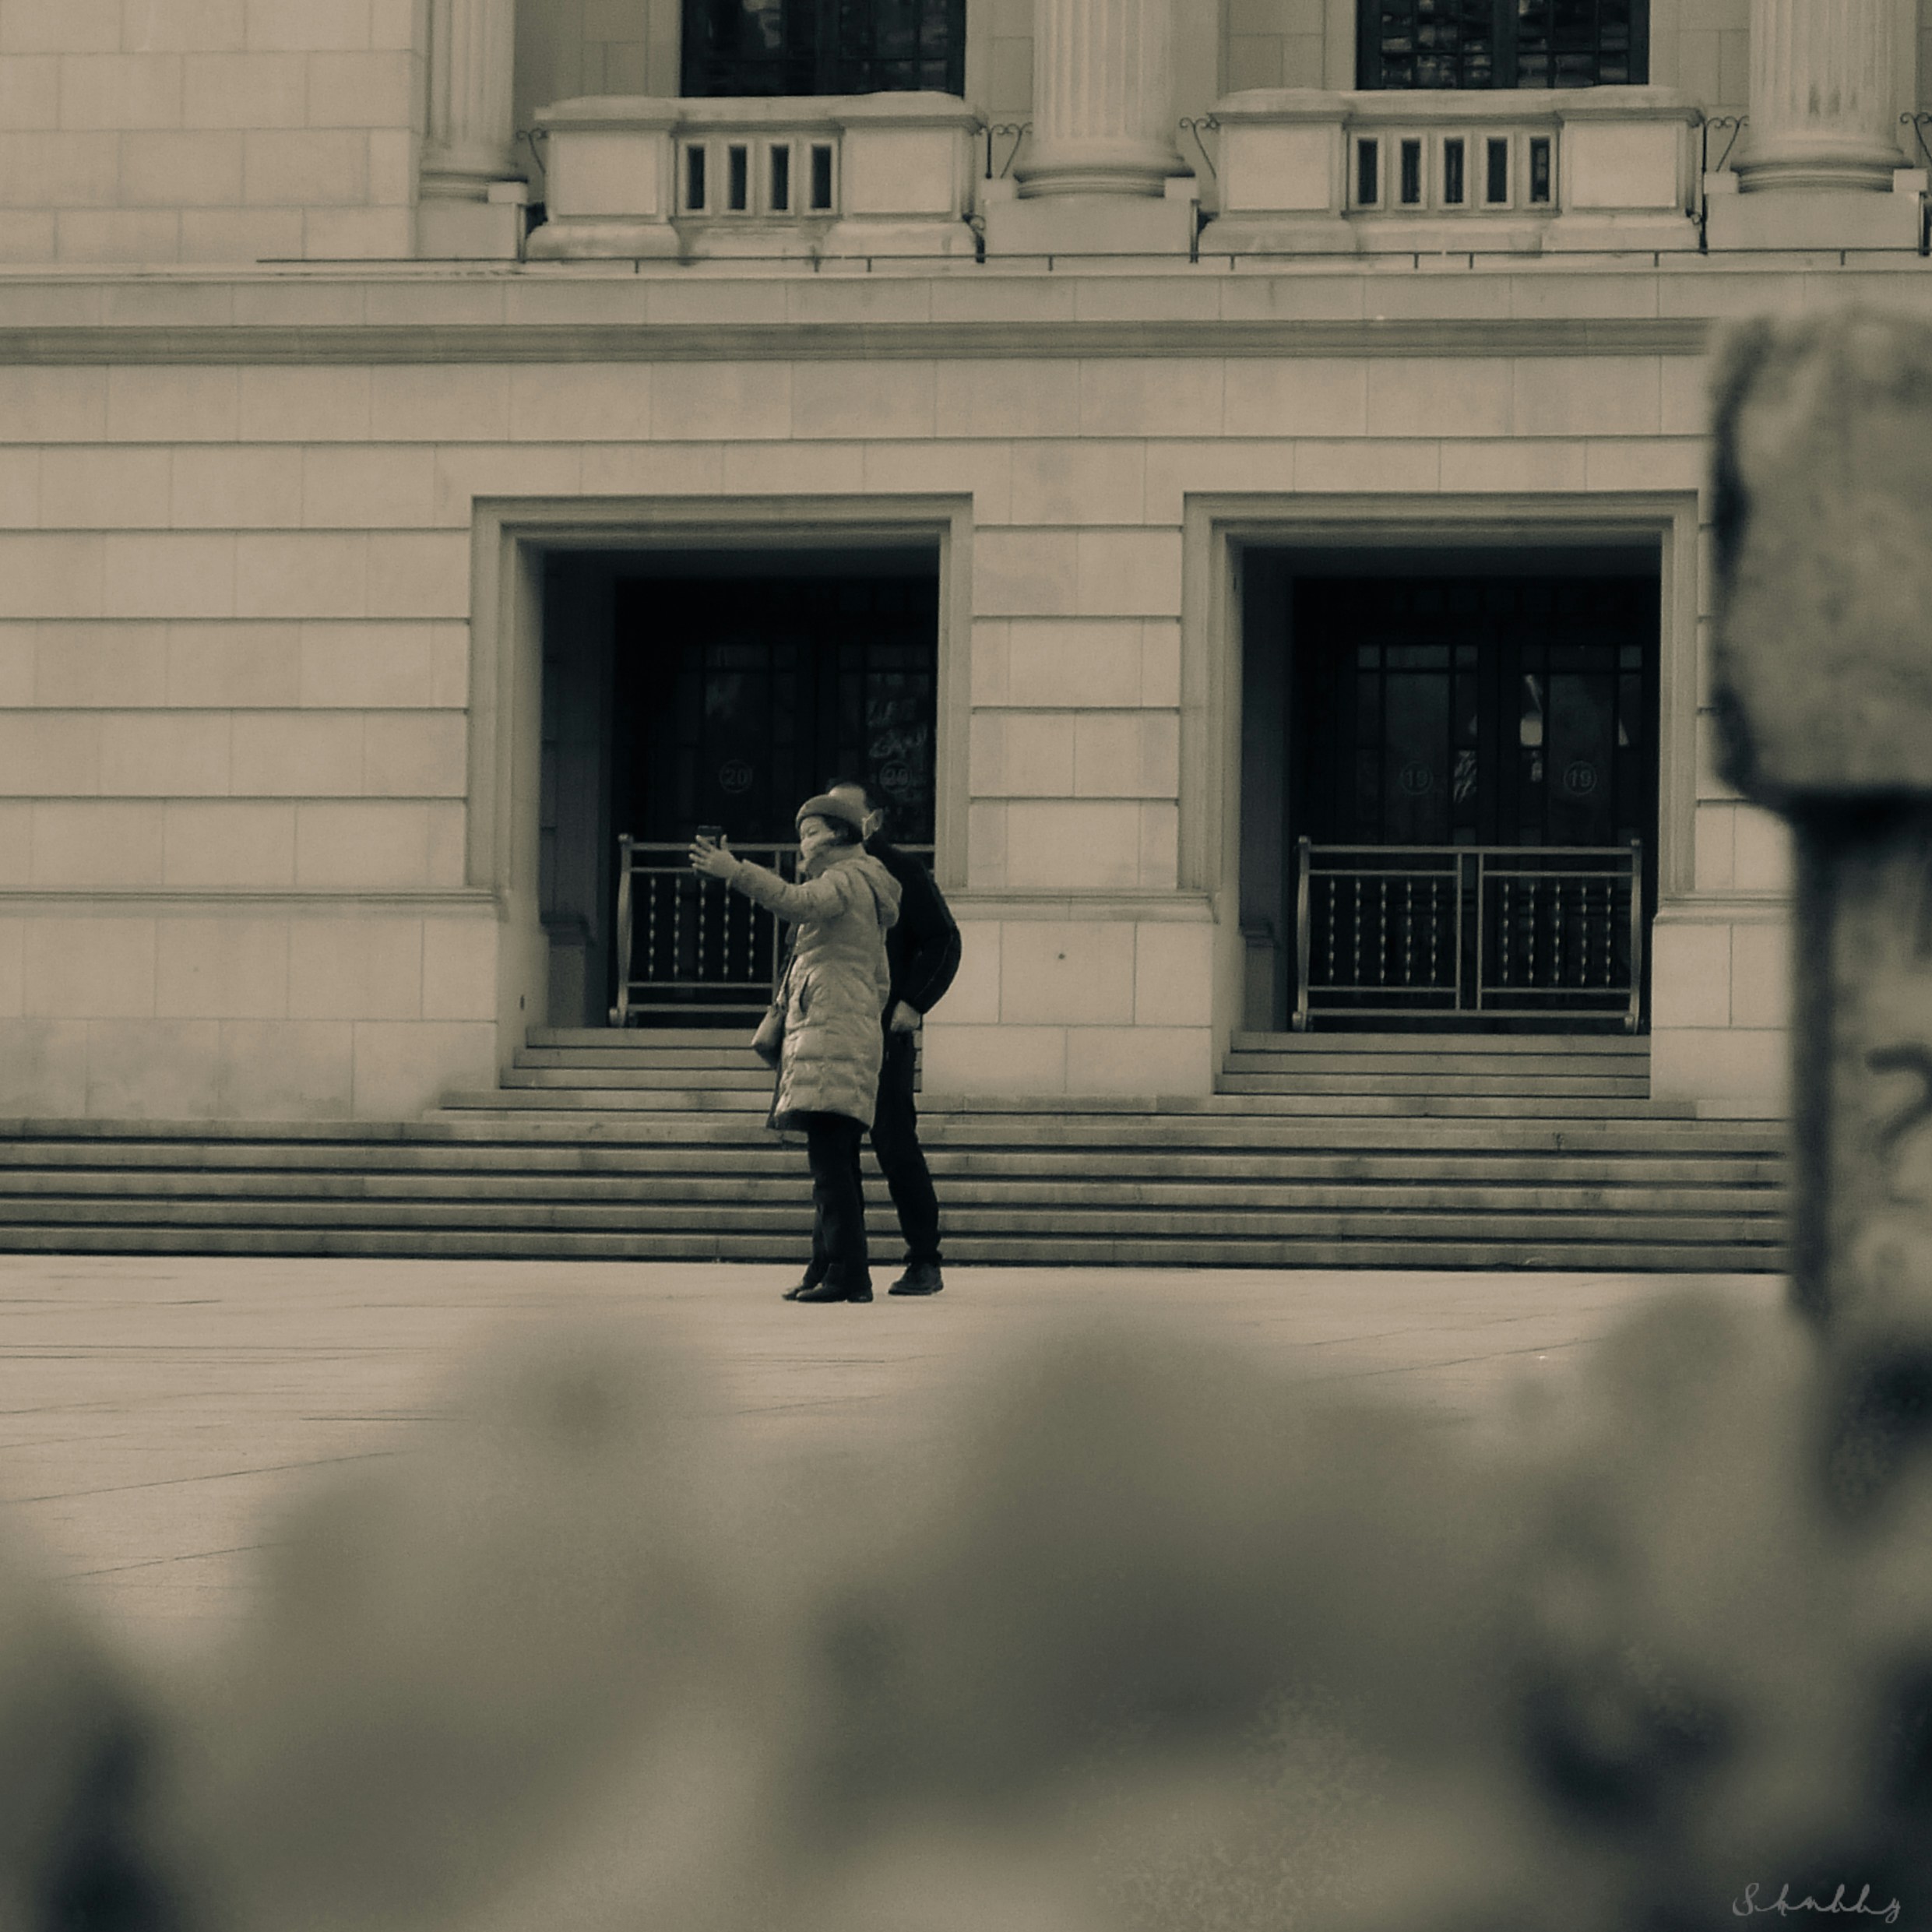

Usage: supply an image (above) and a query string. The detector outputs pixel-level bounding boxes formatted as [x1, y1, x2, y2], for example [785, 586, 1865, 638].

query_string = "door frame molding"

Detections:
[467, 494, 972, 1053]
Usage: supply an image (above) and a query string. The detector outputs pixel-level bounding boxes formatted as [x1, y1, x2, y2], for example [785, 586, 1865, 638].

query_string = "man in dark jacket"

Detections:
[804, 775, 959, 1297]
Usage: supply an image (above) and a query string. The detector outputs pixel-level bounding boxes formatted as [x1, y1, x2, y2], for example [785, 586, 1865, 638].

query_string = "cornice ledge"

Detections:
[0, 315, 1714, 365]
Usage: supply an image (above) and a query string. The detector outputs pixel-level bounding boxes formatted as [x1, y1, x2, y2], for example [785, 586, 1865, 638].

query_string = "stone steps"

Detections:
[0, 1225, 1780, 1271]
[445, 1086, 1696, 1118]
[0, 1031, 1788, 1270]
[1230, 1030, 1645, 1055]
[0, 1167, 1775, 1218]
[1218, 1072, 1653, 1097]
[0, 1139, 1783, 1184]
[0, 1107, 1776, 1153]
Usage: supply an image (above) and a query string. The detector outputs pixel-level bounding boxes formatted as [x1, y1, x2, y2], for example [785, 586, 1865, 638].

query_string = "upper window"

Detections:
[681, 0, 965, 97]
[1358, 0, 1645, 88]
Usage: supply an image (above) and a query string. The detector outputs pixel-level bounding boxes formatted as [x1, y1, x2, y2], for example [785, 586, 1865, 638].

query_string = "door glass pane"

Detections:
[1546, 672, 1615, 844]
[617, 577, 938, 846]
[683, 0, 964, 96]
[1363, 0, 1645, 86]
[1292, 574, 1654, 857]
[681, 0, 816, 95]
[1384, 672, 1450, 843]
[1517, 670, 1545, 843]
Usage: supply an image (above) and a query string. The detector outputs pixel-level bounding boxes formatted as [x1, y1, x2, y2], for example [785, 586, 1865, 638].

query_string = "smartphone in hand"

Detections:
[694, 824, 725, 849]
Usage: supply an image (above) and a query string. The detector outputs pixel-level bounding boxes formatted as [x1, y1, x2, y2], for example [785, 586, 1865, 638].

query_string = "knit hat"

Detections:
[795, 792, 867, 835]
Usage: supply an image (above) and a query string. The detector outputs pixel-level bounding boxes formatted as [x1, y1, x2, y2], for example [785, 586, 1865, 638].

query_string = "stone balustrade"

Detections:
[1205, 87, 1702, 255]
[527, 93, 980, 261]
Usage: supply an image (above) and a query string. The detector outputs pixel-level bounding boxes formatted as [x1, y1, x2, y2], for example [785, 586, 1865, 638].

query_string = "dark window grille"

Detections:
[1360, 0, 1645, 88]
[1356, 137, 1381, 204]
[1528, 133, 1552, 199]
[1484, 135, 1509, 201]
[682, 0, 964, 97]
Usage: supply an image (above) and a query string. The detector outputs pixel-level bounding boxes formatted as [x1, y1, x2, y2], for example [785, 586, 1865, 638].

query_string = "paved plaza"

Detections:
[0, 1256, 1786, 1663]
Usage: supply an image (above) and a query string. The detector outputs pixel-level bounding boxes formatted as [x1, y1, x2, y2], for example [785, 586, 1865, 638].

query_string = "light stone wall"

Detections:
[0, 0, 1874, 274]
[0, 281, 1786, 1118]
[922, 917, 1216, 1096]
[515, 0, 677, 144]
[0, 0, 425, 264]
[1229, 0, 1349, 90]
[1650, 0, 1753, 115]
[1645, 477, 1794, 1117]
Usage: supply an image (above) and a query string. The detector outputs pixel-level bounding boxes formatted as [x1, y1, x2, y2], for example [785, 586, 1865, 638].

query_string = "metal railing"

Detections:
[1293, 839, 1644, 1032]
[609, 838, 934, 1026]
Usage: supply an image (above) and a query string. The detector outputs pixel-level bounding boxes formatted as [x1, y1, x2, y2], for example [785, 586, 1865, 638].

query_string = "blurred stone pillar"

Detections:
[1712, 311, 1932, 1341]
[418, 0, 527, 259]
[981, 0, 1195, 255]
[1707, 0, 1920, 246]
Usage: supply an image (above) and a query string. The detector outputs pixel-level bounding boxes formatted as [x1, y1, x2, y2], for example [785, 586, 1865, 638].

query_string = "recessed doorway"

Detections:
[538, 549, 941, 1029]
[1240, 554, 1660, 1032]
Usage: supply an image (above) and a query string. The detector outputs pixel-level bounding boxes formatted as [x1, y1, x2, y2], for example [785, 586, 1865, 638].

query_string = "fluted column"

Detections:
[1014, 0, 1186, 198]
[421, 0, 519, 203]
[1737, 0, 1902, 192]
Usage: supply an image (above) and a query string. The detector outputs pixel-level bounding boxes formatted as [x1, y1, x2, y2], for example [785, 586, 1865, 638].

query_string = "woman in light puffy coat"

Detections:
[691, 794, 901, 1304]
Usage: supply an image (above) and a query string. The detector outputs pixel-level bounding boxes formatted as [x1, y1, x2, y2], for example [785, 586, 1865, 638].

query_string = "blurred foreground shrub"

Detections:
[12, 1294, 1932, 1931]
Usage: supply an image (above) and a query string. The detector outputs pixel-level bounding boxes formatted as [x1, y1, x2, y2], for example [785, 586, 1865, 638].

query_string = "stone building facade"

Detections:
[0, 0, 1922, 1126]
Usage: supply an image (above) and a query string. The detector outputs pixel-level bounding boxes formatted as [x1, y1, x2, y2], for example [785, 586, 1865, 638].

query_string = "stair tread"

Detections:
[0, 1228, 1785, 1272]
[1231, 1031, 1647, 1054]
[443, 1089, 1696, 1120]
[0, 1145, 1785, 1182]
[0, 1171, 1782, 1213]
[0, 1198, 1780, 1238]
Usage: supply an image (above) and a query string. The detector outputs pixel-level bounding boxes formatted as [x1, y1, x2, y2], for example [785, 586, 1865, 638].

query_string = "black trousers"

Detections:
[870, 1028, 941, 1265]
[805, 1033, 942, 1284]
[804, 1114, 870, 1290]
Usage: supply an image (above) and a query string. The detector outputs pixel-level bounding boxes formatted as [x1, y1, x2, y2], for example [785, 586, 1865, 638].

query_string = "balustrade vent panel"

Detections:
[683, 0, 963, 97]
[1361, 0, 1644, 86]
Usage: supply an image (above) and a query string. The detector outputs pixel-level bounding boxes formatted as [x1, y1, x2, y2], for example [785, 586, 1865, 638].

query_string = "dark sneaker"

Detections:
[889, 1262, 945, 1297]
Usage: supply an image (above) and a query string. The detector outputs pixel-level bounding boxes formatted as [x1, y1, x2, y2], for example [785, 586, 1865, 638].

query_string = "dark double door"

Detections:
[1288, 575, 1657, 1027]
[607, 573, 938, 1019]
[1293, 576, 1654, 852]
[613, 574, 938, 850]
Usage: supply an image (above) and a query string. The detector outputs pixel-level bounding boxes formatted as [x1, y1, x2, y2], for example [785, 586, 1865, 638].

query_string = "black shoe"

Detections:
[793, 1278, 873, 1304]
[889, 1262, 945, 1297]
[782, 1272, 824, 1302]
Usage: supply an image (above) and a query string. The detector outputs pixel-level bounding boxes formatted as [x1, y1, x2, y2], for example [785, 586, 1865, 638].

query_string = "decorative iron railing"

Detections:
[1293, 839, 1643, 1032]
[609, 838, 934, 1026]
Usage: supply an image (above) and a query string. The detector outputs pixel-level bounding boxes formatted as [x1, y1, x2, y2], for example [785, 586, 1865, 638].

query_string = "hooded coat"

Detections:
[730, 845, 902, 1130]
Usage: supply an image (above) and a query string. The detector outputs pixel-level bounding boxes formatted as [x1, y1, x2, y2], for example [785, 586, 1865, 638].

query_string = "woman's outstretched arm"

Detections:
[692, 845, 857, 923]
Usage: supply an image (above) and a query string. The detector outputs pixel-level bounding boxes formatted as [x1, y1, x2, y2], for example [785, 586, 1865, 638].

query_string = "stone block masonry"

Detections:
[0, 5, 424, 262]
[0, 262, 1813, 1121]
